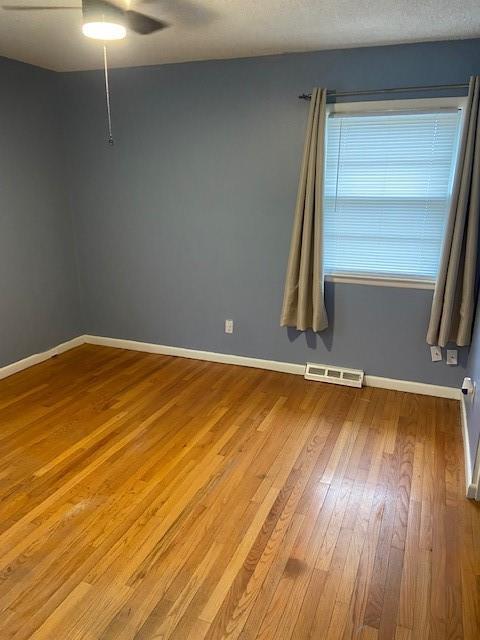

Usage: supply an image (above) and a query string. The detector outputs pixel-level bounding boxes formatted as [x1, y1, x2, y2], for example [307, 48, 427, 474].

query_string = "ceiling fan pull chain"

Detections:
[103, 44, 114, 145]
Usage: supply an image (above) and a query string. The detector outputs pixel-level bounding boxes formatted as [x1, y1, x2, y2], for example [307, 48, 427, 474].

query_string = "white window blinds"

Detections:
[324, 108, 462, 280]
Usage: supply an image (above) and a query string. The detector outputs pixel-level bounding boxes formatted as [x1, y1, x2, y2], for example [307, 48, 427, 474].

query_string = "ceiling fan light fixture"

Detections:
[82, 20, 126, 40]
[82, 0, 126, 40]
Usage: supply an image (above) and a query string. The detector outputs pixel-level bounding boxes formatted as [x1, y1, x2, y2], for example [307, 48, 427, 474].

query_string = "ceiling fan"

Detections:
[1, 0, 169, 39]
[1, 1, 212, 144]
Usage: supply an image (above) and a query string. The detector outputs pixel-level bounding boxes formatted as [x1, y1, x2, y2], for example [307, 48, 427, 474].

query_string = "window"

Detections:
[324, 98, 464, 284]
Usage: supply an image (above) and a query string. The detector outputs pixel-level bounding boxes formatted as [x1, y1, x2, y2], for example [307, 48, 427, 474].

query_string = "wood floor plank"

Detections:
[0, 346, 478, 639]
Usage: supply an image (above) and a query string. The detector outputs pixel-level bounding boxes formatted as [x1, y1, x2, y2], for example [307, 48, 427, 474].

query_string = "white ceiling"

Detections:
[1, 0, 480, 72]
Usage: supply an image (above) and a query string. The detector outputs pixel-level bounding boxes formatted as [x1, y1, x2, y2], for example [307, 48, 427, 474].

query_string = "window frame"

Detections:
[323, 96, 467, 289]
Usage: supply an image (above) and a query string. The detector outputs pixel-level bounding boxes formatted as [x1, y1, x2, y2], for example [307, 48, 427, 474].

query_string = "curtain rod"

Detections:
[298, 82, 469, 100]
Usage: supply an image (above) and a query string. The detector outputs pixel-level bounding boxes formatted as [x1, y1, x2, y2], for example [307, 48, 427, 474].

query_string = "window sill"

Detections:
[325, 273, 436, 290]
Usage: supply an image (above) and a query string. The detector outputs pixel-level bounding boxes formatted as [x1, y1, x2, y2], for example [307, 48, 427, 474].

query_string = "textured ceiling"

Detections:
[1, 0, 480, 72]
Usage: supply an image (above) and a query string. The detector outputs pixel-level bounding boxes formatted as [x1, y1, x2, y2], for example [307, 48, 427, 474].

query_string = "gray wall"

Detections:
[62, 38, 480, 387]
[0, 57, 81, 367]
[465, 298, 480, 472]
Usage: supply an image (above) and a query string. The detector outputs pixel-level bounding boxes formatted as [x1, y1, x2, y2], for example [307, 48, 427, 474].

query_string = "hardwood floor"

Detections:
[0, 345, 479, 639]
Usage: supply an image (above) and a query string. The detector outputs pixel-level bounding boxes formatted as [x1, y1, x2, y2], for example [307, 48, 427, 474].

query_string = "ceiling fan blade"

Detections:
[134, 0, 215, 26]
[124, 10, 169, 34]
[2, 4, 79, 8]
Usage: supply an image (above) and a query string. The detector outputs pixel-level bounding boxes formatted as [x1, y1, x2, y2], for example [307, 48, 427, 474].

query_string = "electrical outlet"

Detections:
[446, 349, 458, 366]
[225, 319, 233, 334]
[430, 346, 442, 362]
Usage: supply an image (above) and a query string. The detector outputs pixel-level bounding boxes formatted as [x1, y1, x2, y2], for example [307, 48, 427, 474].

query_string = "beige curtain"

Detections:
[427, 76, 480, 347]
[280, 88, 328, 332]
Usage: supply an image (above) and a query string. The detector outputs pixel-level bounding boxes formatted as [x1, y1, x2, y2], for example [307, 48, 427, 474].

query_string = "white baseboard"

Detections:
[1, 333, 461, 401]
[83, 335, 461, 400]
[83, 335, 306, 376]
[460, 396, 477, 498]
[0, 336, 84, 381]
[364, 374, 461, 400]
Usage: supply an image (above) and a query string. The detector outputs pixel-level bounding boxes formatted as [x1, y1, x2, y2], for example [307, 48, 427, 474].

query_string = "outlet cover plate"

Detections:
[446, 349, 458, 366]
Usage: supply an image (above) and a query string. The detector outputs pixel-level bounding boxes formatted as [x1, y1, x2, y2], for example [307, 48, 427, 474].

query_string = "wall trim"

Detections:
[0, 333, 462, 401]
[0, 336, 84, 381]
[473, 442, 480, 501]
[460, 396, 477, 499]
[82, 335, 461, 400]
[325, 274, 435, 290]
[363, 374, 461, 400]
[83, 335, 306, 376]
[462, 395, 480, 501]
